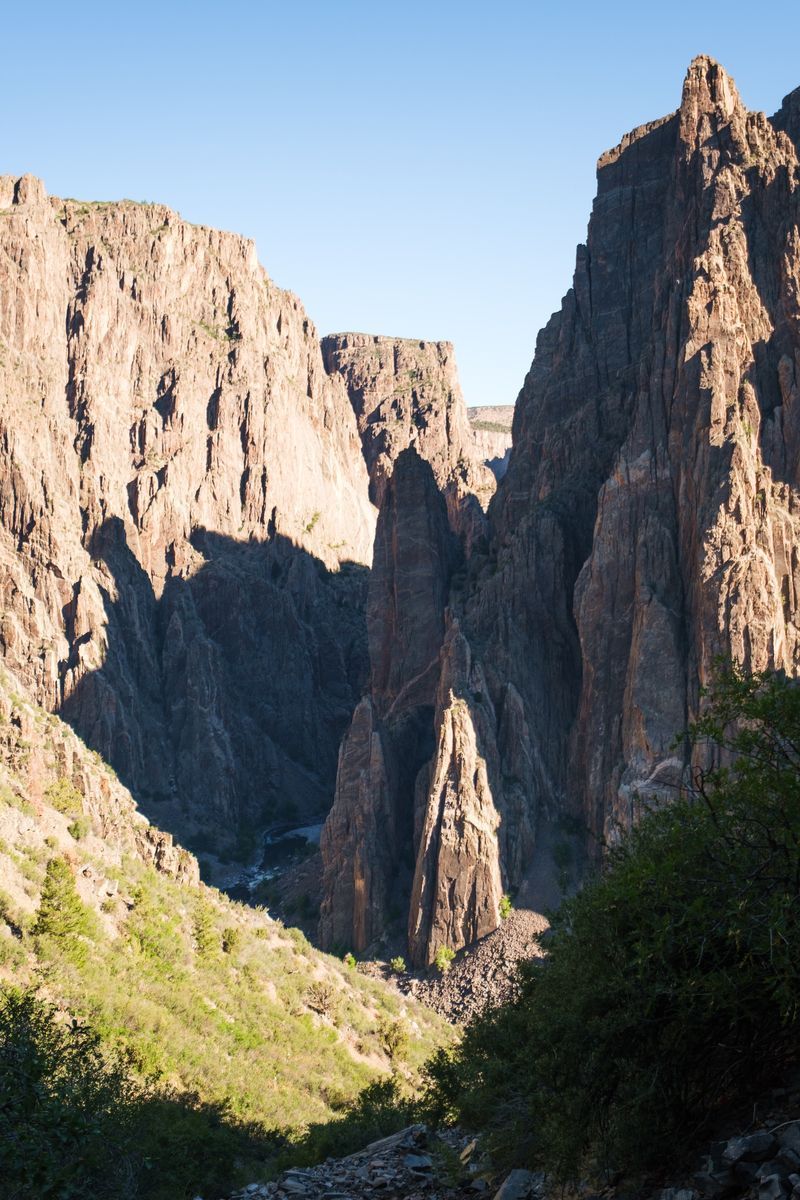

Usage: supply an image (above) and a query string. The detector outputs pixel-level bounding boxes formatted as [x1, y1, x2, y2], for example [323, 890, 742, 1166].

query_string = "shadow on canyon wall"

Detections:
[58, 516, 370, 878]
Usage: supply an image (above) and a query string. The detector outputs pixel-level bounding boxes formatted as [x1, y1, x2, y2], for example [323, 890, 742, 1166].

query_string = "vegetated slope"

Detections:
[0, 666, 450, 1177]
[320, 56, 800, 967]
[0, 174, 375, 859]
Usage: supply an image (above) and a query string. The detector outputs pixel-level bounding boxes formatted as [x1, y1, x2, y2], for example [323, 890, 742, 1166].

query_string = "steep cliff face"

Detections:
[407, 618, 505, 966]
[0, 176, 375, 852]
[321, 333, 495, 545]
[320, 56, 800, 965]
[482, 56, 800, 855]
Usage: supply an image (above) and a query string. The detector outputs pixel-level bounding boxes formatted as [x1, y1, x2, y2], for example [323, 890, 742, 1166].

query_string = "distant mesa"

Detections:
[468, 405, 514, 479]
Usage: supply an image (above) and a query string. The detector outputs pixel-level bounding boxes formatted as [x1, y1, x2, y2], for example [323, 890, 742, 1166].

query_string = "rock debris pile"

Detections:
[686, 1121, 800, 1200]
[399, 909, 549, 1024]
[226, 1125, 508, 1200]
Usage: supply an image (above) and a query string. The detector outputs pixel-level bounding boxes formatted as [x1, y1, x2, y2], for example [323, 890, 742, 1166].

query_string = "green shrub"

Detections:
[192, 899, 219, 960]
[0, 987, 139, 1196]
[389, 955, 407, 974]
[221, 926, 240, 955]
[343, 951, 356, 969]
[0, 888, 16, 927]
[425, 666, 800, 1181]
[68, 815, 91, 841]
[498, 894, 513, 920]
[378, 1016, 409, 1063]
[306, 980, 336, 1017]
[0, 785, 34, 816]
[44, 776, 83, 816]
[128, 882, 187, 970]
[433, 946, 455, 974]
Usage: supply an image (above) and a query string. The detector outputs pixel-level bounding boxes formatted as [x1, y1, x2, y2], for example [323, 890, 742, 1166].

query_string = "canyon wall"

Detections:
[0, 183, 492, 868]
[320, 56, 800, 965]
[3, 54, 800, 961]
[468, 406, 514, 478]
[0, 177, 376, 854]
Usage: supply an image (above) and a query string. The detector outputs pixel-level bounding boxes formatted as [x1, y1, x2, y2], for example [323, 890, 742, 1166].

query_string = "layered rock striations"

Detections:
[321, 56, 800, 965]
[0, 177, 375, 852]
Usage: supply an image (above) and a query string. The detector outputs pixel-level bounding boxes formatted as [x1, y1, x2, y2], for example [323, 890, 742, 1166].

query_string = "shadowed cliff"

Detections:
[57, 516, 369, 866]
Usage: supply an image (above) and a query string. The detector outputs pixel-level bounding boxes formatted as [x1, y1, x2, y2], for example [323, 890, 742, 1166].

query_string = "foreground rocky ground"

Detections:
[223, 1114, 800, 1200]
[226, 1124, 509, 1200]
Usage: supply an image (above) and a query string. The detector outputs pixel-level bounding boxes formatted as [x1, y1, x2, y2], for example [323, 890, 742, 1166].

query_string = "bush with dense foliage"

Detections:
[425, 667, 800, 1180]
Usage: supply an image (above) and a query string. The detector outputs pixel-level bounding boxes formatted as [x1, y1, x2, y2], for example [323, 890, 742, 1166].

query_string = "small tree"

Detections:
[378, 1016, 409, 1062]
[33, 858, 93, 965]
[193, 900, 219, 961]
[0, 988, 139, 1193]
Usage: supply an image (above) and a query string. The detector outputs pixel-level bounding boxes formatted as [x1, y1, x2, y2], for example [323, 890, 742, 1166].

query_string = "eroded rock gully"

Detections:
[319, 56, 800, 966]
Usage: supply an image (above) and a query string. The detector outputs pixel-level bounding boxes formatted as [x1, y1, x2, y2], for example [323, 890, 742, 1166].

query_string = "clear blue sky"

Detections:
[2, 1, 798, 408]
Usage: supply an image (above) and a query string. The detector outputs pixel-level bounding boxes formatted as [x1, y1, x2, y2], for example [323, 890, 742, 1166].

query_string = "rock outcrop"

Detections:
[322, 333, 495, 543]
[407, 619, 505, 966]
[0, 177, 375, 854]
[320, 56, 800, 965]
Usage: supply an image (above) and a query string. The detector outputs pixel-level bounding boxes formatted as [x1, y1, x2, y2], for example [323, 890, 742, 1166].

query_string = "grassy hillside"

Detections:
[0, 669, 449, 1191]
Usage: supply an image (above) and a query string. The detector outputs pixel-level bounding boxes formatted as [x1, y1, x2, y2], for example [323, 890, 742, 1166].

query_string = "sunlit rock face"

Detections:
[321, 57, 800, 964]
[321, 332, 496, 550]
[0, 176, 376, 850]
[482, 56, 800, 855]
[5, 53, 800, 960]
